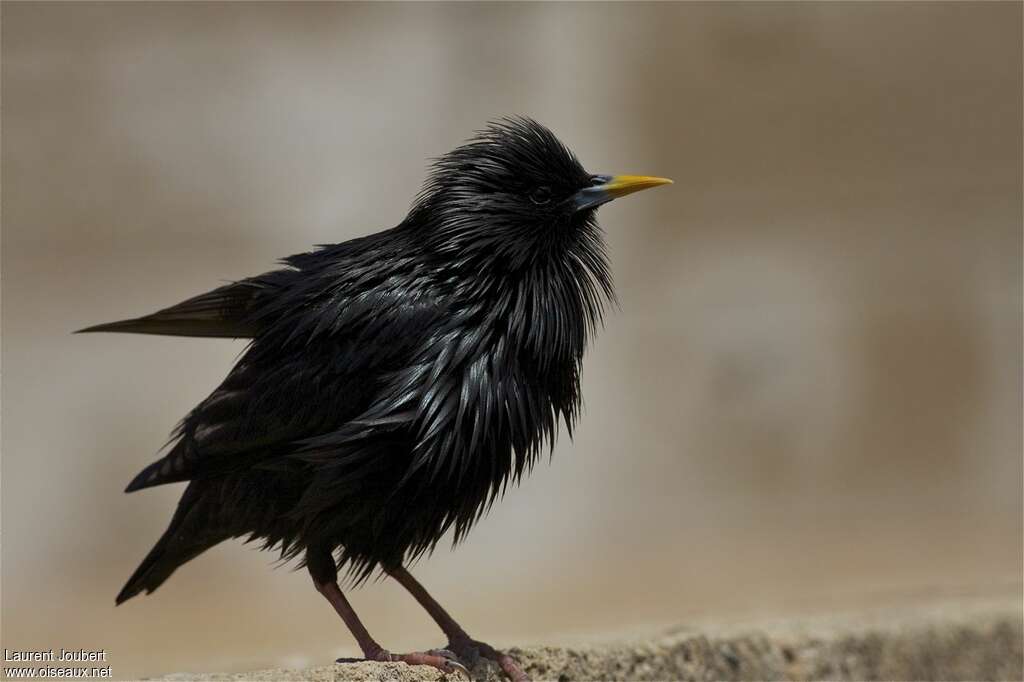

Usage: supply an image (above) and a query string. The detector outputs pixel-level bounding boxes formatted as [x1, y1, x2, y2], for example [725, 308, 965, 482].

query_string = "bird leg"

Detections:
[388, 567, 531, 682]
[314, 580, 468, 677]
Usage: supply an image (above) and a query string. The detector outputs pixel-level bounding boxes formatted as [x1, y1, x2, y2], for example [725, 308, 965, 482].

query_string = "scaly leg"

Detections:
[307, 548, 467, 677]
[389, 567, 530, 682]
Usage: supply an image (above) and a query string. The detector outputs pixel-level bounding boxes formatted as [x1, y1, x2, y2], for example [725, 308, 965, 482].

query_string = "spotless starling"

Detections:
[80, 118, 671, 681]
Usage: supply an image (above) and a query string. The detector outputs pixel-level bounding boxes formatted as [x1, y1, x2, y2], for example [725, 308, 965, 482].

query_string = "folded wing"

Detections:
[76, 280, 268, 338]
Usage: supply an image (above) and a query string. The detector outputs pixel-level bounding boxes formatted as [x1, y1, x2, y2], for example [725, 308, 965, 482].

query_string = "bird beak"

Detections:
[572, 175, 673, 212]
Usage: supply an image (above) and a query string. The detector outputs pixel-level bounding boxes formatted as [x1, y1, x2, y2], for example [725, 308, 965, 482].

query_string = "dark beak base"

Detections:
[571, 174, 673, 212]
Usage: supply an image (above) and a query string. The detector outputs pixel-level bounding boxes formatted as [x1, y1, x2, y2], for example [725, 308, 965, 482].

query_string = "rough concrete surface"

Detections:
[159, 598, 1022, 681]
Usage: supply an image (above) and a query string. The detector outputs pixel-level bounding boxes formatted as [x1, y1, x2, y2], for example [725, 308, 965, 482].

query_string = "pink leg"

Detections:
[388, 568, 531, 682]
[315, 580, 468, 676]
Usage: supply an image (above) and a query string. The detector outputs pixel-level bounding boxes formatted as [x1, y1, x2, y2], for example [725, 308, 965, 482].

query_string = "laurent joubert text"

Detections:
[4, 650, 110, 679]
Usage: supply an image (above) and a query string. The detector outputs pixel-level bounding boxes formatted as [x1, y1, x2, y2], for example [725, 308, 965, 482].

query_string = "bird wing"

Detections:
[124, 255, 446, 492]
[77, 228, 407, 339]
[125, 350, 339, 491]
[76, 279, 273, 338]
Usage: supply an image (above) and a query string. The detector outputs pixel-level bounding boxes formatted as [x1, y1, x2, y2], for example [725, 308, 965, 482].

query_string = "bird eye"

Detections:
[530, 186, 552, 205]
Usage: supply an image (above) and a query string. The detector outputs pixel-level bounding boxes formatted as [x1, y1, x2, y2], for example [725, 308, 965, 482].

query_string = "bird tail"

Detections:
[116, 484, 224, 604]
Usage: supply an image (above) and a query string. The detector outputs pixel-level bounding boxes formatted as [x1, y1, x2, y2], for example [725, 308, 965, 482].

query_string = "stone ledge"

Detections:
[159, 597, 1022, 681]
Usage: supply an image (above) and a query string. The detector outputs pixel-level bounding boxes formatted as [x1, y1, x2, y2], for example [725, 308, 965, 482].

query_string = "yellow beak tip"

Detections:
[605, 175, 674, 197]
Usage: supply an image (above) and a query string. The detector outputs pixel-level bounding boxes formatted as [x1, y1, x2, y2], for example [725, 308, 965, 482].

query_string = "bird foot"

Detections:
[337, 648, 470, 679]
[446, 637, 530, 682]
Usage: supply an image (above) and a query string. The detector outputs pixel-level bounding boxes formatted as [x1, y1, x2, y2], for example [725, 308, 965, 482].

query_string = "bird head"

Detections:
[409, 117, 671, 271]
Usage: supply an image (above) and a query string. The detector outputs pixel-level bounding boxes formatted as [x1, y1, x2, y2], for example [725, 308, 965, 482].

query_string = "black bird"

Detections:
[79, 117, 671, 681]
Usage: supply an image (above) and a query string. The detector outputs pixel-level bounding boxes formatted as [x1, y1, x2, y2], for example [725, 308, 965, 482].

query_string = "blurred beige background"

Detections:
[2, 2, 1021, 679]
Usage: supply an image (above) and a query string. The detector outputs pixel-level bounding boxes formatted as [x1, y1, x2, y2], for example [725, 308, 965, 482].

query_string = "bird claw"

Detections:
[446, 639, 530, 682]
[426, 649, 472, 679]
[336, 649, 471, 680]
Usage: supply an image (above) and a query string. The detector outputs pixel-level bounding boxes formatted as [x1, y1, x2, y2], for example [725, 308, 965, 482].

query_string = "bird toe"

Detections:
[337, 649, 470, 679]
[447, 639, 530, 682]
[424, 650, 471, 679]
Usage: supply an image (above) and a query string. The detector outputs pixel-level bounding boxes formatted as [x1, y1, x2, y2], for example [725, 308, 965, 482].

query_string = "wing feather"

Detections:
[77, 280, 268, 338]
